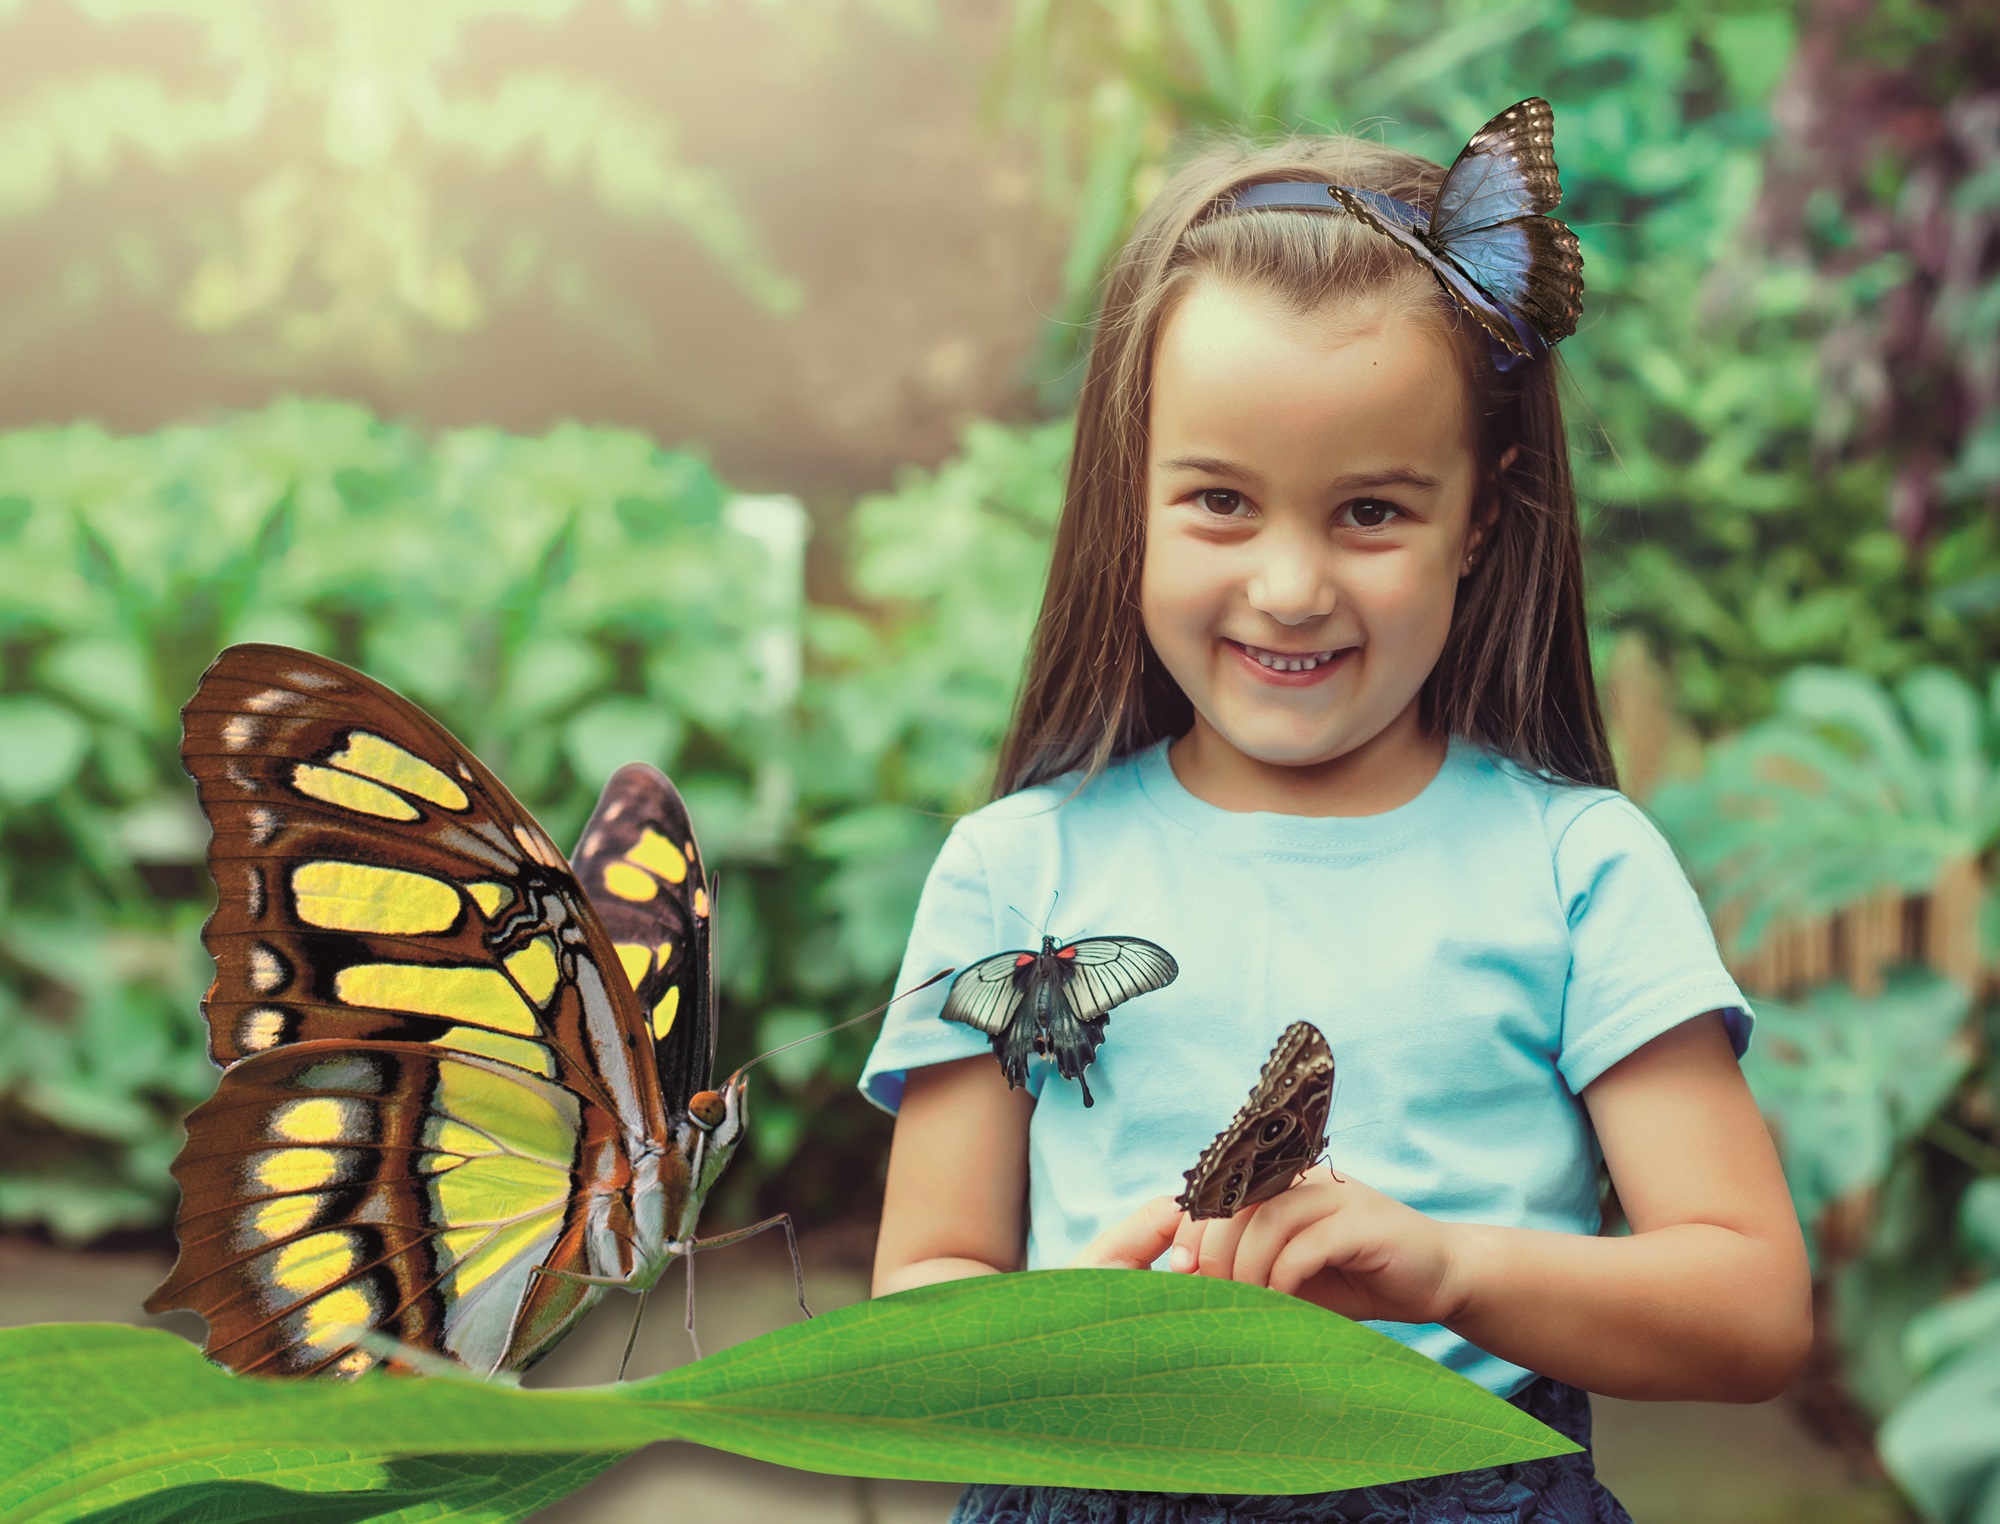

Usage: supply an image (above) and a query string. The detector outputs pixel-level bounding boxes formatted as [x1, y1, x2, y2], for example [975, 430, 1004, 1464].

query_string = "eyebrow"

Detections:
[1154, 456, 1445, 494]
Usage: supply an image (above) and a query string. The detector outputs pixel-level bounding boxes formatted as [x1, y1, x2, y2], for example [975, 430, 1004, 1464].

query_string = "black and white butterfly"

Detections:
[1233, 98, 1583, 367]
[939, 935, 1178, 1106]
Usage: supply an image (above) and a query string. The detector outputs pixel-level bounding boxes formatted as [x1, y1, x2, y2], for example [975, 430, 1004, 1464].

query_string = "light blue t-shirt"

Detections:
[859, 739, 1750, 1396]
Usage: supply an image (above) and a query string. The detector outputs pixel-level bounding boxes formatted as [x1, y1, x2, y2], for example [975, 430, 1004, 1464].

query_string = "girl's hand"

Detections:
[1070, 1194, 1186, 1269]
[1169, 1166, 1465, 1325]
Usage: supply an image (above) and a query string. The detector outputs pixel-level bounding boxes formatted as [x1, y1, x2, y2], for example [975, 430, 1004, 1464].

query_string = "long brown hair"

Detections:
[992, 132, 1612, 797]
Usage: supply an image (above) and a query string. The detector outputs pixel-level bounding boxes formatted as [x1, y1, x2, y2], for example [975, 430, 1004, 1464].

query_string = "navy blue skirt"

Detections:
[948, 1377, 1631, 1524]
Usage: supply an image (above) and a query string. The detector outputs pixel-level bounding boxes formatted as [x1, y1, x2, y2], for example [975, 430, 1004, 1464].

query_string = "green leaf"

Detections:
[0, 697, 92, 804]
[1880, 1324, 2000, 1524]
[562, 698, 684, 787]
[3, 1273, 1574, 1520]
[1743, 972, 1976, 1233]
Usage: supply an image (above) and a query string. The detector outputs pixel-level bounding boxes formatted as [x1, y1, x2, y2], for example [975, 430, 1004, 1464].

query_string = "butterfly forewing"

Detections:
[570, 762, 714, 1118]
[152, 644, 673, 1376]
[1178, 1022, 1336, 1221]
[1429, 98, 1563, 237]
[939, 952, 1031, 1036]
[1061, 937, 1179, 1023]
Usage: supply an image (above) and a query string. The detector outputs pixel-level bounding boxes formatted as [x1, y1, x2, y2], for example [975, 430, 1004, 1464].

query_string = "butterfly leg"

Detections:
[617, 1288, 650, 1382]
[692, 1213, 811, 1321]
[682, 1247, 701, 1361]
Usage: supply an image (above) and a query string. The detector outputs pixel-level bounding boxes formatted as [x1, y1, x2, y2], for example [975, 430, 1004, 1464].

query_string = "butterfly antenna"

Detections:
[618, 1288, 649, 1382]
[1043, 889, 1059, 939]
[1005, 903, 1041, 936]
[733, 968, 954, 1080]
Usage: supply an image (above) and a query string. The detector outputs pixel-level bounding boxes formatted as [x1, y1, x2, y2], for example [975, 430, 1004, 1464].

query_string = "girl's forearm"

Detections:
[1426, 1221, 1811, 1402]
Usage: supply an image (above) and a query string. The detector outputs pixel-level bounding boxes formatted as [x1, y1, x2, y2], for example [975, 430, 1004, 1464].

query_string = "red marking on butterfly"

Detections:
[1015, 953, 1035, 967]
[1056, 945, 1077, 960]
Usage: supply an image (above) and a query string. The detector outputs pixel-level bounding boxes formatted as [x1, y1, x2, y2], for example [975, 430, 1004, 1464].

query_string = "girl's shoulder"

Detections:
[949, 749, 1150, 845]
[1470, 747, 1665, 858]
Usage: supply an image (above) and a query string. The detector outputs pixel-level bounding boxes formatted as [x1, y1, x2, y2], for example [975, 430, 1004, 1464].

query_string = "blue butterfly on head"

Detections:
[1224, 98, 1584, 373]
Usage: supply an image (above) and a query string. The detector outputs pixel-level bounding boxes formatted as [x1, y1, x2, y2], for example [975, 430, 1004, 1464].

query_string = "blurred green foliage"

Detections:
[0, 400, 802, 1238]
[1000, 0, 2000, 731]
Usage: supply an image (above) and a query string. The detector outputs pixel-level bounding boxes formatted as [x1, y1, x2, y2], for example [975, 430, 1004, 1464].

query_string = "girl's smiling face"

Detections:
[1141, 278, 1487, 811]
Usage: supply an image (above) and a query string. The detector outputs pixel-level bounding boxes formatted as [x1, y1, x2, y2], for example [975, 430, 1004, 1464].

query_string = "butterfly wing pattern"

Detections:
[1177, 1022, 1336, 1220]
[147, 645, 702, 1377]
[1332, 97, 1582, 362]
[939, 935, 1177, 1106]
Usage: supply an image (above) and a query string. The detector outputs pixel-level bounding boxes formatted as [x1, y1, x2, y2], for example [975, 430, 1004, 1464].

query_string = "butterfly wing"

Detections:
[570, 762, 713, 1119]
[1178, 1022, 1336, 1221]
[149, 644, 669, 1376]
[1429, 97, 1563, 237]
[1058, 937, 1179, 1022]
[939, 951, 1032, 1036]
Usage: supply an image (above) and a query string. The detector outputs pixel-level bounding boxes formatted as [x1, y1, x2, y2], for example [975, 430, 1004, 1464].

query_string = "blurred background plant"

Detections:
[0, 0, 1996, 1516]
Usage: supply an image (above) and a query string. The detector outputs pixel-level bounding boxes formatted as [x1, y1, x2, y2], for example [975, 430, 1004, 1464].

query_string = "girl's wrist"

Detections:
[1430, 1219, 1497, 1328]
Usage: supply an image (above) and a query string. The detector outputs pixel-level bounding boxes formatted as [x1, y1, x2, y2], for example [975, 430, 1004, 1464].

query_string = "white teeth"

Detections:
[1246, 645, 1336, 673]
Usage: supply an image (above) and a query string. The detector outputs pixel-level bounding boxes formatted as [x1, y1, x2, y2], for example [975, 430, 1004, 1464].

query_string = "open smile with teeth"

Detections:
[1234, 641, 1345, 673]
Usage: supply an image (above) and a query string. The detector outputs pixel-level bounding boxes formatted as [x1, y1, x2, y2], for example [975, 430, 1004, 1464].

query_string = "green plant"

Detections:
[2, 1273, 1575, 1520]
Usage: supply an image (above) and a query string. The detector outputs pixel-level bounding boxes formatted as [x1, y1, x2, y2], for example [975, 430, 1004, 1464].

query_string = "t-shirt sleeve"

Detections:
[1553, 795, 1752, 1092]
[856, 820, 1018, 1114]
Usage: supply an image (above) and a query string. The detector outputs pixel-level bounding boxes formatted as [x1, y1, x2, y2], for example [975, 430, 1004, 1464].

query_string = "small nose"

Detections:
[1246, 532, 1335, 626]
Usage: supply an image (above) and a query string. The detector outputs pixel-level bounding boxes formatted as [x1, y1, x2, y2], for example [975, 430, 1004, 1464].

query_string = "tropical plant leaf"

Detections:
[1879, 1321, 2000, 1524]
[3, 1272, 1576, 1522]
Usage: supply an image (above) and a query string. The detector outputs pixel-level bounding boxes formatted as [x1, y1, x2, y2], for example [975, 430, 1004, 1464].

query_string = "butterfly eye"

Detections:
[688, 1090, 727, 1130]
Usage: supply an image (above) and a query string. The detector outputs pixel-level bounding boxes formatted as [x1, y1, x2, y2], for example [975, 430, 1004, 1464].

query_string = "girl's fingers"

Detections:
[1168, 1211, 1207, 1273]
[1072, 1194, 1185, 1269]
[1193, 1201, 1256, 1279]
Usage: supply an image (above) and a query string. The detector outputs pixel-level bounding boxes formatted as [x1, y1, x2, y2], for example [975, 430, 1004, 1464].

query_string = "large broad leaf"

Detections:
[1743, 971, 1975, 1233]
[4, 1271, 1574, 1522]
[1880, 1323, 2000, 1524]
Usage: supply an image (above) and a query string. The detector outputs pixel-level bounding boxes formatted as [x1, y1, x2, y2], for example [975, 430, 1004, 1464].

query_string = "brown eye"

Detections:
[1194, 489, 1248, 518]
[688, 1090, 726, 1129]
[1342, 499, 1402, 529]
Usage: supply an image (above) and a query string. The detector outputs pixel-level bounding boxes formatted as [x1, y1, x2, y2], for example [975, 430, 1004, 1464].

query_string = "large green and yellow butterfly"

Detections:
[146, 643, 783, 1378]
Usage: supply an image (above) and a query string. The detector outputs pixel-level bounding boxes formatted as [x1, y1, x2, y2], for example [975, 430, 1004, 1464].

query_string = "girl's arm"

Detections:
[1138, 1013, 1811, 1402]
[872, 1054, 1036, 1296]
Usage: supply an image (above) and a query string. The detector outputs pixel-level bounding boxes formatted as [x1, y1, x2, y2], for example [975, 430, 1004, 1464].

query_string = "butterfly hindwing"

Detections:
[1178, 1022, 1336, 1221]
[151, 644, 676, 1377]
[570, 763, 714, 1118]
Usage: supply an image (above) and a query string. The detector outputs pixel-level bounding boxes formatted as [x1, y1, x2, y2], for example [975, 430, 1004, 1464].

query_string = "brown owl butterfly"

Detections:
[1177, 1022, 1336, 1221]
[146, 643, 789, 1378]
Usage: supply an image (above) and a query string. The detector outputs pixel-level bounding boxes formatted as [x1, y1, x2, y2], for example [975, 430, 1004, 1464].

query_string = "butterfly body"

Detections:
[147, 645, 743, 1377]
[1178, 1022, 1336, 1220]
[940, 934, 1178, 1106]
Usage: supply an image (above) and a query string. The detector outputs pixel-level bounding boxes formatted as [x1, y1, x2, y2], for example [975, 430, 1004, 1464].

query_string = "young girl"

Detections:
[858, 114, 1811, 1524]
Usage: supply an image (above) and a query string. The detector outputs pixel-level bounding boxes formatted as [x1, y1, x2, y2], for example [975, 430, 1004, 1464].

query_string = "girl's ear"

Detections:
[1463, 444, 1518, 575]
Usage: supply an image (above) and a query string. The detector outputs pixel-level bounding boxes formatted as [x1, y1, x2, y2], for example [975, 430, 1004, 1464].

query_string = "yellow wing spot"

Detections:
[237, 1007, 289, 1052]
[252, 1147, 342, 1193]
[438, 1027, 555, 1077]
[601, 861, 658, 902]
[467, 882, 509, 918]
[614, 942, 653, 991]
[693, 886, 709, 918]
[272, 1231, 357, 1294]
[271, 1097, 355, 1144]
[651, 983, 681, 1040]
[504, 938, 559, 1008]
[656, 939, 673, 966]
[246, 943, 289, 995]
[435, 1216, 561, 1294]
[335, 963, 537, 1034]
[249, 1194, 318, 1242]
[626, 829, 689, 884]
[435, 1061, 576, 1163]
[291, 763, 420, 822]
[427, 1118, 497, 1158]
[325, 732, 470, 811]
[328, 1351, 375, 1378]
[292, 861, 459, 935]
[301, 1285, 375, 1350]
